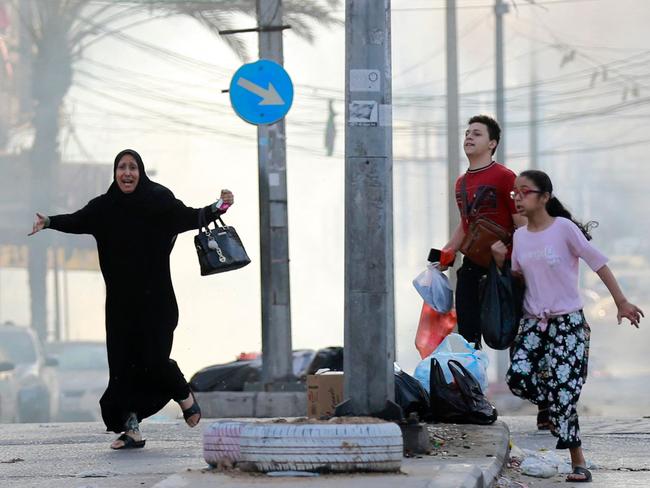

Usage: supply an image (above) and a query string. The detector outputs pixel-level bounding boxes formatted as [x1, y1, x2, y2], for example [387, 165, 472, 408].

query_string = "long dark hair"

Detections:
[519, 170, 597, 240]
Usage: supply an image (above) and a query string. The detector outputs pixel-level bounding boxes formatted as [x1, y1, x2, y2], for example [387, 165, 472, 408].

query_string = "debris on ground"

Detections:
[520, 456, 557, 478]
[508, 444, 596, 479]
[496, 475, 529, 488]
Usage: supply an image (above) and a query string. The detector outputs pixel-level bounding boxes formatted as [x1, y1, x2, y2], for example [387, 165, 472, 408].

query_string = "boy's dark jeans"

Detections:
[455, 256, 489, 349]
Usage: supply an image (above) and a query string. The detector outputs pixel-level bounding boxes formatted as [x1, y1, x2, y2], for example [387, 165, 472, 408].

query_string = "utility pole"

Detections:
[495, 0, 510, 382]
[529, 35, 539, 170]
[256, 0, 294, 388]
[494, 0, 509, 164]
[336, 0, 400, 419]
[446, 0, 460, 288]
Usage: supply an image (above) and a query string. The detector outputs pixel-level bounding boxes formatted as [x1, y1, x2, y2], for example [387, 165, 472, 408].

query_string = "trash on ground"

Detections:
[1, 458, 24, 464]
[496, 475, 529, 488]
[510, 445, 596, 479]
[520, 457, 557, 478]
[76, 470, 116, 478]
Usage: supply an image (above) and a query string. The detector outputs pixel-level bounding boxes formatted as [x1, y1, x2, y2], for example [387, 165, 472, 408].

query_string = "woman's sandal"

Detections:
[110, 433, 146, 450]
[566, 466, 592, 483]
[537, 407, 551, 430]
[182, 390, 201, 427]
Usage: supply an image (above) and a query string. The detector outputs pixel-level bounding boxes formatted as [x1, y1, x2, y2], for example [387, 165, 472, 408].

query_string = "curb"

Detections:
[459, 420, 511, 488]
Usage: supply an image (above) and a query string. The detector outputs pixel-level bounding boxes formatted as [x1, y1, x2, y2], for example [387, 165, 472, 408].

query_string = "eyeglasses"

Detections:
[510, 188, 543, 199]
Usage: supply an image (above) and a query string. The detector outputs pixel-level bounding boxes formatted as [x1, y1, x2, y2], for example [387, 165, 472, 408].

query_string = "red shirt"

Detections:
[455, 162, 517, 234]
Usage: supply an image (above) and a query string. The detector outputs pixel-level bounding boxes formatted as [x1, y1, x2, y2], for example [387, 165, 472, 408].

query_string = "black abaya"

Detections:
[47, 149, 216, 432]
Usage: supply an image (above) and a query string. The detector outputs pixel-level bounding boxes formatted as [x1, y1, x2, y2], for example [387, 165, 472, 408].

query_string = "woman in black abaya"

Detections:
[29, 149, 233, 449]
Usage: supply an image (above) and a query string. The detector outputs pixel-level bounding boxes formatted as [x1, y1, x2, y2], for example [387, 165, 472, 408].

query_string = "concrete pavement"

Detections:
[0, 418, 510, 488]
[500, 415, 650, 487]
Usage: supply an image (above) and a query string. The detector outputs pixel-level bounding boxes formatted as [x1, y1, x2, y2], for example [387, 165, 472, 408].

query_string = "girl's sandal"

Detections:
[566, 466, 592, 483]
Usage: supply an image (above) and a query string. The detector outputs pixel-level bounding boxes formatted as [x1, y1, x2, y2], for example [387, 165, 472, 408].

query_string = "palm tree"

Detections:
[6, 0, 341, 341]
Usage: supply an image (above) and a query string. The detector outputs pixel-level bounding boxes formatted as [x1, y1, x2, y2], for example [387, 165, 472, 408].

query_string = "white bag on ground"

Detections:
[413, 333, 489, 393]
[412, 263, 453, 313]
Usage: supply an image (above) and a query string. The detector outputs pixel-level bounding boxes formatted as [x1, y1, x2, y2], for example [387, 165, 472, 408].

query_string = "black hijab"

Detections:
[105, 149, 176, 216]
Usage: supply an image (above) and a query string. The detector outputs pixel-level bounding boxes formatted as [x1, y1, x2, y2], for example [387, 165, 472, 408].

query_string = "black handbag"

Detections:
[479, 260, 524, 350]
[429, 358, 497, 425]
[194, 208, 251, 276]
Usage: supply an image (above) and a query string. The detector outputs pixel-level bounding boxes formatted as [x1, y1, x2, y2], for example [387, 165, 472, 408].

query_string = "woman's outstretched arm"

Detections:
[30, 200, 99, 236]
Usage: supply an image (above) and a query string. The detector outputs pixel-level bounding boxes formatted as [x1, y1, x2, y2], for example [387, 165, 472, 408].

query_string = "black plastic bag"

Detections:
[429, 358, 497, 425]
[479, 260, 524, 350]
[394, 370, 431, 421]
[189, 360, 260, 392]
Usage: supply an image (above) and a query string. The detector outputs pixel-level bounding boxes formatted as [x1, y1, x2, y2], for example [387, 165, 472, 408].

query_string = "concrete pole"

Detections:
[494, 0, 511, 382]
[529, 36, 539, 170]
[337, 0, 399, 419]
[494, 0, 508, 164]
[446, 0, 460, 288]
[256, 0, 294, 387]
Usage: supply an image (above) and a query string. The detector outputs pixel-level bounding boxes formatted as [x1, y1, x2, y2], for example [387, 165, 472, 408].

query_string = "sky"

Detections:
[1, 0, 649, 379]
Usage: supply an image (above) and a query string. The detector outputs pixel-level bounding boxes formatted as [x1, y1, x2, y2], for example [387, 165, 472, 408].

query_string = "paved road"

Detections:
[500, 416, 650, 487]
[0, 420, 205, 488]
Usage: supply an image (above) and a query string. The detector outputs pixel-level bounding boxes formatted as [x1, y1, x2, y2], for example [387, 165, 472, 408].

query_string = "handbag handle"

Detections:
[198, 207, 228, 233]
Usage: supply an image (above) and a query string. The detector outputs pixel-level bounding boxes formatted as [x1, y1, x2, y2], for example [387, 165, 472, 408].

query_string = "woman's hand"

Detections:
[28, 213, 48, 236]
[617, 300, 644, 328]
[220, 189, 234, 206]
[490, 240, 508, 269]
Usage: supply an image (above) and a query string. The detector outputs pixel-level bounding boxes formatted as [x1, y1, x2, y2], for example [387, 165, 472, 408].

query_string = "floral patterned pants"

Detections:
[506, 310, 590, 449]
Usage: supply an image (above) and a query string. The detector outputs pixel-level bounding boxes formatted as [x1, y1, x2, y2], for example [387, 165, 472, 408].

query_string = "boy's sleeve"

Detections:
[503, 169, 517, 215]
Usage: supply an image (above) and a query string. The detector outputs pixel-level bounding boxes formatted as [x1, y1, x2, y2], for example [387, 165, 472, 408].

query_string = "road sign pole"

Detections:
[256, 0, 294, 388]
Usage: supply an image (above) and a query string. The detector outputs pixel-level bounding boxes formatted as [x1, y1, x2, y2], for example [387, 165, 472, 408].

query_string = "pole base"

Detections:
[334, 399, 403, 421]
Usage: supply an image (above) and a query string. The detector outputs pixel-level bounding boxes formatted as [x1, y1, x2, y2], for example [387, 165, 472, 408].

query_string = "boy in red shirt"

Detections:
[441, 115, 525, 347]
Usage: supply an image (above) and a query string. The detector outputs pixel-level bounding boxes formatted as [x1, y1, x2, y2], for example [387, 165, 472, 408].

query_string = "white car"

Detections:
[0, 355, 18, 423]
[46, 341, 108, 422]
[0, 322, 59, 422]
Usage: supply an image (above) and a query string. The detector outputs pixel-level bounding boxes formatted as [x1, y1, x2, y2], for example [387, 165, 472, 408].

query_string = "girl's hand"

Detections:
[490, 240, 508, 269]
[28, 213, 47, 236]
[617, 300, 644, 328]
[220, 189, 234, 206]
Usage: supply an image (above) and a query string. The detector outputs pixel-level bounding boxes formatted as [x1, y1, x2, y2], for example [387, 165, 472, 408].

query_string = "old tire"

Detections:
[202, 421, 246, 467]
[239, 422, 403, 473]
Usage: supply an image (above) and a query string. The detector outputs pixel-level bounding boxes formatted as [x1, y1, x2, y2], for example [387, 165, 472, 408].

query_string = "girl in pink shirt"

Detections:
[491, 170, 643, 483]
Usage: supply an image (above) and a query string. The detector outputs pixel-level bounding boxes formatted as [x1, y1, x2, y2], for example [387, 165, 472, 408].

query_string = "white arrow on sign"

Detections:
[237, 77, 285, 106]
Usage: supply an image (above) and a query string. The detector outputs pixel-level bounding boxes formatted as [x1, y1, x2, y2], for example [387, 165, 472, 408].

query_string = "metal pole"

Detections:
[494, 0, 508, 164]
[63, 266, 69, 341]
[256, 0, 294, 388]
[337, 0, 399, 419]
[53, 248, 61, 342]
[446, 0, 460, 288]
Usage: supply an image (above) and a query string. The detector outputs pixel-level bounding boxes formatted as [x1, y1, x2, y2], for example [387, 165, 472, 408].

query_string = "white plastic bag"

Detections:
[413, 333, 489, 393]
[412, 263, 453, 313]
[520, 457, 557, 478]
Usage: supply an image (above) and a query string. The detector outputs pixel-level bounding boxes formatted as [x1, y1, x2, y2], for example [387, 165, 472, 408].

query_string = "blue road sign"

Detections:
[229, 59, 294, 125]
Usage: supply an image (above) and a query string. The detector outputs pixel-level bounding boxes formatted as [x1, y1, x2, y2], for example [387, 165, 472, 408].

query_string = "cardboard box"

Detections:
[306, 372, 344, 418]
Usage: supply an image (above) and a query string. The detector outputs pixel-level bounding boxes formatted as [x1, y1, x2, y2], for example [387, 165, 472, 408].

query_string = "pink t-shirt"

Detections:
[511, 217, 608, 319]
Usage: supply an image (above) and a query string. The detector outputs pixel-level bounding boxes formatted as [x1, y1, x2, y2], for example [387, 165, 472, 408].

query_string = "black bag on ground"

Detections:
[394, 369, 431, 421]
[479, 260, 524, 350]
[429, 358, 497, 425]
[194, 208, 251, 276]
